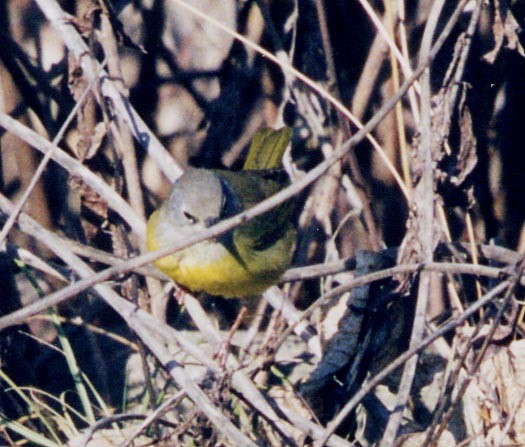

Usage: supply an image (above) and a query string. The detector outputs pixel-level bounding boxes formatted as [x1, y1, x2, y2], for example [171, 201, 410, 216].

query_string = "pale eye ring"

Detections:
[183, 210, 197, 224]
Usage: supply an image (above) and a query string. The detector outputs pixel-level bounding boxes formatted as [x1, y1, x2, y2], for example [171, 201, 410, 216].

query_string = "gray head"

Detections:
[161, 168, 225, 231]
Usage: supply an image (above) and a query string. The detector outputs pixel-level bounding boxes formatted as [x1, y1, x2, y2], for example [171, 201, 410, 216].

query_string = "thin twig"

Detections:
[0, 193, 258, 447]
[0, 62, 104, 246]
[355, 0, 419, 91]
[378, 0, 446, 444]
[171, 0, 410, 199]
[316, 279, 511, 445]
[34, 0, 182, 183]
[0, 113, 145, 237]
[0, 0, 462, 331]
[0, 192, 352, 447]
[117, 391, 185, 447]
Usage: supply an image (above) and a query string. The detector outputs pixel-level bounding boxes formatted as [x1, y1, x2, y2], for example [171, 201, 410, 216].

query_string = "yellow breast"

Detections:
[146, 210, 292, 297]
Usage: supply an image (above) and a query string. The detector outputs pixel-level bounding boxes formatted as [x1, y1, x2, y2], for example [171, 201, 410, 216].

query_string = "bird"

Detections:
[146, 127, 296, 298]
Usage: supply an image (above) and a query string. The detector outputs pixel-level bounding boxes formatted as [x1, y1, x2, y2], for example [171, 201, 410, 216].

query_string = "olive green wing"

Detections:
[216, 169, 294, 254]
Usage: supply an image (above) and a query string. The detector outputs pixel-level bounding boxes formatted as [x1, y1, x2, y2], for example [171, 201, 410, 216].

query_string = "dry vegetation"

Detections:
[1, 0, 525, 446]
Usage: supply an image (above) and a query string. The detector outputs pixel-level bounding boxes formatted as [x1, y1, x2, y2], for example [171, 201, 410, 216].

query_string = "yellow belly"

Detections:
[146, 210, 293, 297]
[155, 243, 282, 297]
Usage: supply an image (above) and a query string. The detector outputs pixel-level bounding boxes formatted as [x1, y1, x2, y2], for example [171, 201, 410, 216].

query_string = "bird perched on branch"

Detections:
[146, 127, 296, 298]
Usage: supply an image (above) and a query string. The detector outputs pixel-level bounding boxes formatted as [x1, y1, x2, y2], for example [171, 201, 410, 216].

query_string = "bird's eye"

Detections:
[183, 210, 197, 224]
